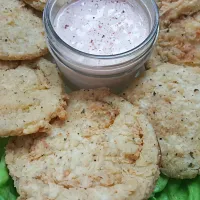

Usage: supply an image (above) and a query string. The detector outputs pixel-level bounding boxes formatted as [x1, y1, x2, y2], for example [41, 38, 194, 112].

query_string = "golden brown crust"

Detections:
[0, 0, 48, 60]
[123, 64, 200, 179]
[0, 58, 68, 137]
[158, 0, 200, 27]
[6, 89, 160, 200]
[23, 0, 46, 11]
[0, 48, 49, 61]
[157, 12, 200, 67]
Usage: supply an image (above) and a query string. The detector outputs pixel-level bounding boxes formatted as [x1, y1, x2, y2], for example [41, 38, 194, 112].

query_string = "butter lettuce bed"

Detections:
[150, 175, 200, 200]
[0, 138, 199, 200]
[0, 139, 18, 200]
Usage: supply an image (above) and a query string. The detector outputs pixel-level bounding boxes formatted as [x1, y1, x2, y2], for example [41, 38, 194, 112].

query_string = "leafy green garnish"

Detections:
[150, 174, 200, 200]
[0, 156, 9, 187]
[0, 138, 18, 200]
[0, 138, 199, 200]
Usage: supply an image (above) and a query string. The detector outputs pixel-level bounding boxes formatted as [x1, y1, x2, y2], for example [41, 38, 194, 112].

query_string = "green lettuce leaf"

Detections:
[150, 174, 200, 200]
[0, 138, 18, 200]
[0, 138, 199, 200]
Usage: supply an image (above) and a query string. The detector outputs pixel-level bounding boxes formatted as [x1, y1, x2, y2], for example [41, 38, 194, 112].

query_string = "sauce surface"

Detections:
[54, 0, 150, 55]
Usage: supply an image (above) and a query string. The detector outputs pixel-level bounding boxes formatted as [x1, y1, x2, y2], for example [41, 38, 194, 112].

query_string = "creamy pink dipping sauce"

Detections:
[54, 0, 150, 55]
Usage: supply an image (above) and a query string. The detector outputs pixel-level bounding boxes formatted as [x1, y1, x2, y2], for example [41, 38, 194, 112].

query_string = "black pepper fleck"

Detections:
[189, 152, 194, 159]
[188, 163, 193, 167]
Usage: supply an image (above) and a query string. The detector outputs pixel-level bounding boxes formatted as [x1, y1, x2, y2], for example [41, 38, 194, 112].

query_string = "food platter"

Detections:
[0, 0, 200, 199]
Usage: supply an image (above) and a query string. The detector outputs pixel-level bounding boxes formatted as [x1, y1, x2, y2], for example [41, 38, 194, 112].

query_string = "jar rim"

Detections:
[43, 0, 159, 60]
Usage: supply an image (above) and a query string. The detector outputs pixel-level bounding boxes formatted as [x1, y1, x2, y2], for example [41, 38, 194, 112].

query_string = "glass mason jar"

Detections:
[43, 0, 159, 90]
